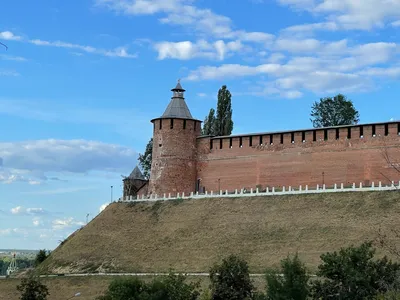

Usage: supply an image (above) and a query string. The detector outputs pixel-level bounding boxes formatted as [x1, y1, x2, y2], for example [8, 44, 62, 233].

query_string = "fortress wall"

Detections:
[196, 122, 400, 193]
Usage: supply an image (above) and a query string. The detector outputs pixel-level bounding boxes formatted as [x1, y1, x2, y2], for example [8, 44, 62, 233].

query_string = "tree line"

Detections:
[18, 241, 400, 299]
[138, 87, 360, 178]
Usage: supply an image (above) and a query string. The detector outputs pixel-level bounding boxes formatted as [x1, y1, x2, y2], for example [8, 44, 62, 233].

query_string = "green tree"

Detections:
[201, 85, 234, 136]
[202, 108, 216, 136]
[138, 138, 153, 179]
[17, 275, 49, 300]
[266, 253, 309, 300]
[35, 250, 49, 266]
[311, 242, 400, 300]
[209, 255, 255, 300]
[215, 85, 233, 136]
[310, 94, 360, 128]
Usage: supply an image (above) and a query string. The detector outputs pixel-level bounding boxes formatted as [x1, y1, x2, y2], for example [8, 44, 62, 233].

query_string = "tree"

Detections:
[35, 250, 49, 266]
[17, 275, 49, 300]
[266, 253, 309, 300]
[138, 138, 153, 179]
[209, 255, 255, 300]
[215, 85, 233, 136]
[311, 242, 400, 300]
[202, 108, 216, 136]
[201, 85, 233, 136]
[310, 94, 360, 128]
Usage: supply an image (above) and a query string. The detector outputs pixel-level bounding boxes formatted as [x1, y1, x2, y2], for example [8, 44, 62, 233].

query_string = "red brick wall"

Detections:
[148, 118, 201, 196]
[196, 123, 400, 192]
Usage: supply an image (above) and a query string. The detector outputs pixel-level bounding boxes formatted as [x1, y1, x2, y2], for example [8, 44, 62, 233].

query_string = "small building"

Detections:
[122, 166, 148, 199]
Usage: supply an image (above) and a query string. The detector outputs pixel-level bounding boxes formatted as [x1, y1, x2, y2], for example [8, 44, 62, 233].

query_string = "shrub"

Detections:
[209, 254, 255, 300]
[35, 250, 49, 266]
[17, 275, 49, 300]
[266, 253, 309, 300]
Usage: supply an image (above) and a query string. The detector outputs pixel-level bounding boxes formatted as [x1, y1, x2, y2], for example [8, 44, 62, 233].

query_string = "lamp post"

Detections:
[110, 185, 113, 203]
[66, 292, 81, 299]
[322, 172, 325, 186]
[218, 178, 221, 192]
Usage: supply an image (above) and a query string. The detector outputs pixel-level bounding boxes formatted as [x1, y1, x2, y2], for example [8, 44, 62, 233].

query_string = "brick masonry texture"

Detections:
[148, 118, 201, 196]
[196, 123, 400, 193]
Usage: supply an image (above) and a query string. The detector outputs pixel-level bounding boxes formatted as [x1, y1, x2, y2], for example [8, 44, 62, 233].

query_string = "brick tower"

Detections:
[148, 81, 202, 197]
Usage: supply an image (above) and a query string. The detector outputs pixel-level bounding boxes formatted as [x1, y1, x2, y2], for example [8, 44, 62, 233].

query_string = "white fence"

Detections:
[118, 181, 400, 203]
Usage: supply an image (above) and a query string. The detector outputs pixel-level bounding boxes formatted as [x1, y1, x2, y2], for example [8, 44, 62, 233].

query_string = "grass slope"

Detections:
[39, 191, 400, 274]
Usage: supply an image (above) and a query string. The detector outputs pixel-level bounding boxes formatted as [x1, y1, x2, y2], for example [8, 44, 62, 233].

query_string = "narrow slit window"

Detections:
[385, 124, 389, 136]
[270, 135, 273, 145]
[210, 139, 213, 150]
[239, 137, 243, 147]
[313, 131, 316, 142]
[229, 138, 233, 148]
[280, 133, 284, 144]
[348, 127, 351, 139]
[398, 123, 400, 135]
[170, 119, 174, 129]
[159, 120, 162, 130]
[372, 125, 376, 136]
[183, 119, 186, 129]
[194, 121, 197, 131]
[336, 128, 340, 140]
[291, 132, 295, 143]
[302, 131, 305, 142]
[249, 136, 253, 147]
[324, 129, 328, 141]
[259, 135, 263, 145]
[220, 139, 223, 149]
[360, 126, 364, 137]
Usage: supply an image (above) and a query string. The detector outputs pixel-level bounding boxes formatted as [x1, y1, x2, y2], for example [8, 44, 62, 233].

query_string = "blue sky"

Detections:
[1, 0, 400, 250]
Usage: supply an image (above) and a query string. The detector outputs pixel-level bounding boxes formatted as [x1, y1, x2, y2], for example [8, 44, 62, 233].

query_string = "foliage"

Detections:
[138, 137, 153, 179]
[311, 241, 400, 300]
[266, 253, 309, 300]
[97, 272, 200, 300]
[202, 108, 216, 136]
[202, 85, 233, 136]
[209, 254, 255, 300]
[310, 94, 360, 128]
[17, 275, 49, 300]
[35, 250, 49, 266]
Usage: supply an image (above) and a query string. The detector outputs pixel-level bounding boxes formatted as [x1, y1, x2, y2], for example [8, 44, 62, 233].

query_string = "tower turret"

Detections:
[148, 81, 202, 197]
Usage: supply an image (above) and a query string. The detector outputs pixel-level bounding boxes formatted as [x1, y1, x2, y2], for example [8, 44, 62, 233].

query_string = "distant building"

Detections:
[128, 81, 400, 198]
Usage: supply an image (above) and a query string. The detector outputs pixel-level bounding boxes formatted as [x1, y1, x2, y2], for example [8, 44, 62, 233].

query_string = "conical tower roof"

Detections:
[128, 166, 146, 180]
[152, 80, 200, 121]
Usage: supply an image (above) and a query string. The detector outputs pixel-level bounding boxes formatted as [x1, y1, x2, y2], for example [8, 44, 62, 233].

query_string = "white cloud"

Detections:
[0, 54, 27, 62]
[99, 203, 109, 212]
[155, 39, 244, 60]
[52, 217, 84, 230]
[11, 206, 47, 215]
[33, 217, 43, 227]
[197, 93, 207, 97]
[0, 70, 20, 77]
[278, 0, 400, 30]
[392, 20, 400, 27]
[0, 31, 22, 41]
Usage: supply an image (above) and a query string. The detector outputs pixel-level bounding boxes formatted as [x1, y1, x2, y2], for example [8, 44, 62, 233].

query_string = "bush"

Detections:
[266, 253, 309, 300]
[96, 273, 200, 300]
[35, 250, 49, 266]
[17, 275, 49, 300]
[311, 241, 400, 300]
[209, 254, 255, 300]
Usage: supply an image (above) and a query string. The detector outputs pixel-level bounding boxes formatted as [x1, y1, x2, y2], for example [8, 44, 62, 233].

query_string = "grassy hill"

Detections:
[38, 191, 400, 275]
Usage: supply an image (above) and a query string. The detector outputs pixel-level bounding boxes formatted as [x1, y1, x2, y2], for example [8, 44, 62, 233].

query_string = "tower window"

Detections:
[259, 135, 263, 145]
[210, 139, 213, 150]
[220, 139, 223, 149]
[229, 138, 232, 148]
[398, 123, 400, 134]
[302, 131, 306, 142]
[249, 136, 253, 147]
[313, 131, 316, 142]
[159, 120, 162, 130]
[239, 137, 243, 148]
[170, 119, 174, 129]
[183, 119, 186, 129]
[280, 133, 284, 144]
[385, 124, 389, 136]
[194, 121, 197, 130]
[360, 126, 364, 138]
[348, 127, 351, 139]
[291, 132, 295, 143]
[270, 135, 273, 145]
[336, 128, 339, 140]
[372, 124, 376, 136]
[324, 129, 328, 141]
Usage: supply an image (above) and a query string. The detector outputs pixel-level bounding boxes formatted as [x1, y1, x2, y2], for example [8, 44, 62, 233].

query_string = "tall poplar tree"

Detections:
[138, 138, 153, 179]
[201, 85, 234, 136]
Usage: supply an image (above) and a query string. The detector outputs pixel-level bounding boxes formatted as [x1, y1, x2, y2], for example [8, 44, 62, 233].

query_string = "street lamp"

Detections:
[66, 292, 81, 299]
[110, 185, 113, 203]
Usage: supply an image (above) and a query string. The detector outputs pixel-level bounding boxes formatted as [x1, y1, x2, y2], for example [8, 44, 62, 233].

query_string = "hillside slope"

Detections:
[39, 191, 400, 274]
